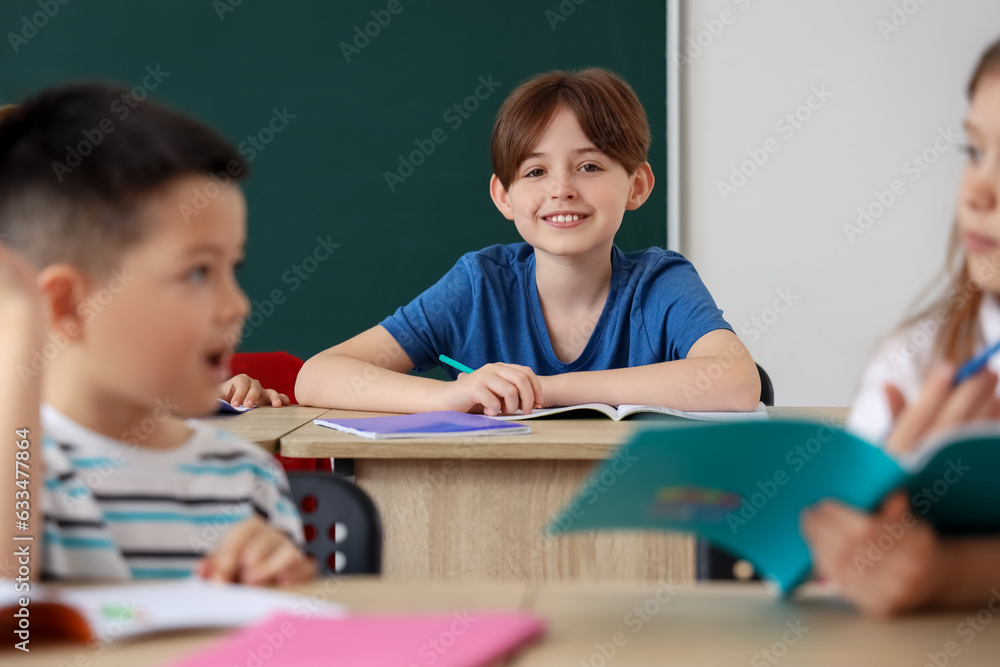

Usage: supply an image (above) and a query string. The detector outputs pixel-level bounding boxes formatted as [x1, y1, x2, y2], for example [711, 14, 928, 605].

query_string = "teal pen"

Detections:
[439, 354, 475, 375]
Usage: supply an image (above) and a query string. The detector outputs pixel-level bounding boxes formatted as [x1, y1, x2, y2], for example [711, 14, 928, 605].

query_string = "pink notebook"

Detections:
[168, 611, 545, 667]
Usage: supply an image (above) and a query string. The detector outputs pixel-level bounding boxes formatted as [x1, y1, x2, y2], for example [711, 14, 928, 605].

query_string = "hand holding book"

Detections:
[802, 360, 1000, 617]
[801, 491, 942, 618]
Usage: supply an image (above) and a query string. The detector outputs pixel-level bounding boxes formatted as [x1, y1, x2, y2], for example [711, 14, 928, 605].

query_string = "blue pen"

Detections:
[439, 354, 475, 375]
[954, 338, 1000, 385]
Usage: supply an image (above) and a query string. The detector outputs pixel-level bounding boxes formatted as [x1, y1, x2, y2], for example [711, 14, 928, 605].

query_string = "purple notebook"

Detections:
[313, 411, 531, 439]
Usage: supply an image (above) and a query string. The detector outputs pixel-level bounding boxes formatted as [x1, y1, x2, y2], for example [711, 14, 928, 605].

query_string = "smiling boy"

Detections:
[0, 84, 313, 584]
[297, 68, 760, 415]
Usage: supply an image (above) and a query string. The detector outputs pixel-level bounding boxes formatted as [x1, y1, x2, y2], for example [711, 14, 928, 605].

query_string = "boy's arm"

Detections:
[295, 325, 441, 412]
[541, 329, 762, 412]
[295, 325, 544, 415]
[0, 246, 43, 578]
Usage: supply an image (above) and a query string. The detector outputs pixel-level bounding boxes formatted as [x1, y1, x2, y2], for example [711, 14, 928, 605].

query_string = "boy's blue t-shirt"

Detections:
[380, 243, 733, 378]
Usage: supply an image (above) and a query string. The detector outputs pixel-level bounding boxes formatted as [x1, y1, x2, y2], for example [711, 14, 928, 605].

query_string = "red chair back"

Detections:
[230, 351, 304, 404]
[229, 352, 330, 472]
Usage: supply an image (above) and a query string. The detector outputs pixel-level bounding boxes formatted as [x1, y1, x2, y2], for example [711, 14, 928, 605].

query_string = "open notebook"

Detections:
[497, 401, 769, 421]
[1, 578, 344, 645]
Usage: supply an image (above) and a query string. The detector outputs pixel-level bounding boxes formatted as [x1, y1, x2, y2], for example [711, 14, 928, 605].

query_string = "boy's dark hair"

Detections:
[490, 68, 651, 190]
[0, 83, 247, 274]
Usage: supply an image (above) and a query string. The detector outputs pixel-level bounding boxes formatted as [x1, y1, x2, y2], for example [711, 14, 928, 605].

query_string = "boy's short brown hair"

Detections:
[490, 68, 651, 189]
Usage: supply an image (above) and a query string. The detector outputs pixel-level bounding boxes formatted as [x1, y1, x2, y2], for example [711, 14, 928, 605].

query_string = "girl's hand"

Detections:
[884, 363, 1000, 454]
[219, 374, 290, 408]
[438, 363, 544, 416]
[801, 492, 944, 617]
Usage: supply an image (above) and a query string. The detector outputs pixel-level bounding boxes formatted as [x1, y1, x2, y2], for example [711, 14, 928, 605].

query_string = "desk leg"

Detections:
[355, 458, 694, 582]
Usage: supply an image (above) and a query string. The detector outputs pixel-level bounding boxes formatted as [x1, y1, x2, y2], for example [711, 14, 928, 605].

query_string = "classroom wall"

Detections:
[0, 1, 666, 366]
[679, 0, 1000, 406]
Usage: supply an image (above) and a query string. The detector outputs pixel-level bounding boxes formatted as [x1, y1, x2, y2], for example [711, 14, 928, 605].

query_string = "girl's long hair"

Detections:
[900, 38, 1000, 365]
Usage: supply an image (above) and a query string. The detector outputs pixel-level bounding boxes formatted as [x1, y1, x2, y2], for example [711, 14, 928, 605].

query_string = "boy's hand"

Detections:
[439, 363, 544, 416]
[884, 363, 1000, 454]
[220, 374, 290, 408]
[197, 515, 317, 586]
[801, 492, 943, 617]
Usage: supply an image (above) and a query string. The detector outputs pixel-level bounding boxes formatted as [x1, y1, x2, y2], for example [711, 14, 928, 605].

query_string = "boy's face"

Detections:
[75, 174, 249, 416]
[958, 73, 1000, 293]
[490, 106, 653, 260]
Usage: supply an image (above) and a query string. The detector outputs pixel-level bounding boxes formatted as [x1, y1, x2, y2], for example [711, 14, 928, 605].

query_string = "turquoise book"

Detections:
[548, 420, 1000, 592]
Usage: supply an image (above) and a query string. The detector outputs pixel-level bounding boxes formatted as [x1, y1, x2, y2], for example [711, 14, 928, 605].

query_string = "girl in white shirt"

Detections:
[803, 37, 1000, 617]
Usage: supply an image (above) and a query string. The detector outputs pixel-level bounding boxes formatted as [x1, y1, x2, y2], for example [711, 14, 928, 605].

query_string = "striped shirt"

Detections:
[40, 405, 303, 581]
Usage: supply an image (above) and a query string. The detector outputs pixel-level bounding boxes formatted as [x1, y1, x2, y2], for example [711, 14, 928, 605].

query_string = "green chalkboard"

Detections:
[1, 0, 667, 360]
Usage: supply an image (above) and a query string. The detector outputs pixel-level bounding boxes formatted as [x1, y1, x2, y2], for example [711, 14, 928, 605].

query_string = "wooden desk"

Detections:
[200, 405, 327, 452]
[522, 581, 1000, 666]
[17, 579, 1000, 666]
[280, 407, 849, 582]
